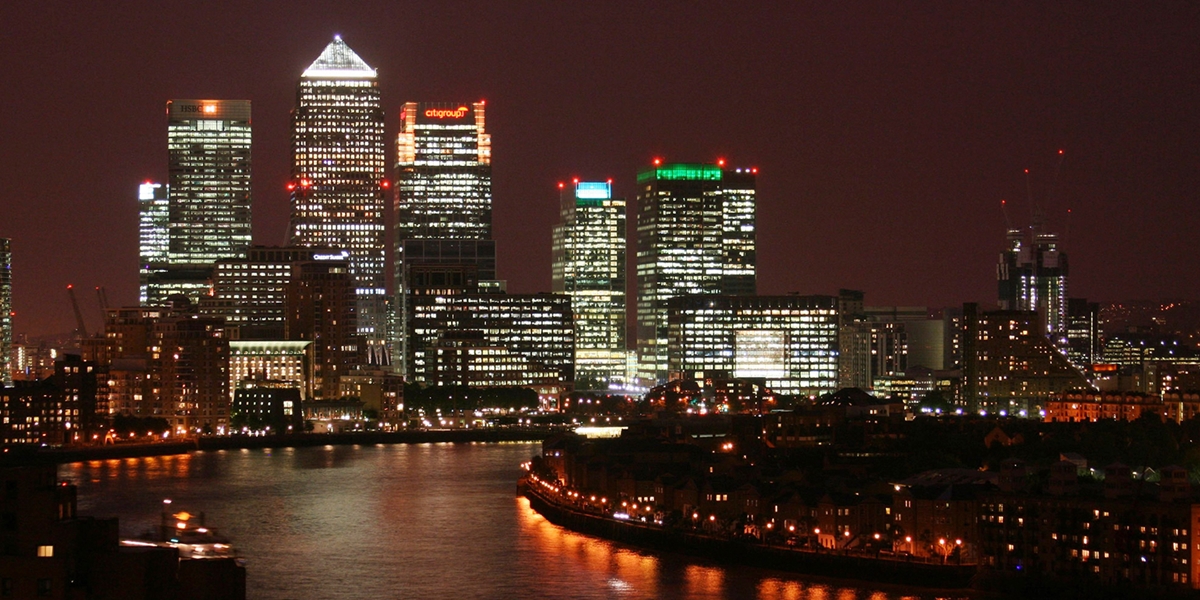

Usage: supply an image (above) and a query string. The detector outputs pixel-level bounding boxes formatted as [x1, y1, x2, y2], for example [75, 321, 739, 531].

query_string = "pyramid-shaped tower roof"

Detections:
[302, 35, 376, 79]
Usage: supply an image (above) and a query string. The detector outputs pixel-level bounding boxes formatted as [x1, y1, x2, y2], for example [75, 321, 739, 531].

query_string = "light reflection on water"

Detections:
[61, 443, 969, 600]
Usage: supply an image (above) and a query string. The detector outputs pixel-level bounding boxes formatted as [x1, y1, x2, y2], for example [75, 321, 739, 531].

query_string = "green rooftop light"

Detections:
[637, 164, 723, 183]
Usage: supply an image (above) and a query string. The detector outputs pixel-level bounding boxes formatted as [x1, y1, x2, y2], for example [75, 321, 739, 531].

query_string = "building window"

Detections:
[37, 545, 53, 557]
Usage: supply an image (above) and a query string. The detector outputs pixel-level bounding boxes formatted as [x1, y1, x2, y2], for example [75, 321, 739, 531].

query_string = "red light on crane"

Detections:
[717, 158, 726, 167]
[653, 157, 662, 166]
[286, 183, 296, 191]
[381, 180, 391, 189]
[557, 182, 564, 189]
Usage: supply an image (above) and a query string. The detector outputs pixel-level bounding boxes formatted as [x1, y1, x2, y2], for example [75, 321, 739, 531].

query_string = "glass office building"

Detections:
[137, 182, 168, 304]
[551, 180, 626, 391]
[635, 162, 757, 384]
[667, 295, 839, 397]
[289, 36, 387, 343]
[143, 99, 251, 305]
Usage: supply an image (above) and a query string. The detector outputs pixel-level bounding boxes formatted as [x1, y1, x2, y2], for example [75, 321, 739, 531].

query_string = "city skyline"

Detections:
[2, 2, 1198, 337]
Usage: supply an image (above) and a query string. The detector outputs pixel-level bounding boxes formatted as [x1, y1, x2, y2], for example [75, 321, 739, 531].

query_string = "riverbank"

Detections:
[519, 476, 977, 591]
[4, 428, 553, 465]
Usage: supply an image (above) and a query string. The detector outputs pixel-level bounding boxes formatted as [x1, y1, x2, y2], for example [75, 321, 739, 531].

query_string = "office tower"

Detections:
[409, 294, 574, 392]
[666, 295, 839, 397]
[144, 100, 252, 305]
[0, 238, 9, 387]
[636, 162, 757, 384]
[1066, 298, 1101, 371]
[997, 215, 1068, 347]
[552, 180, 626, 391]
[137, 182, 168, 304]
[395, 101, 492, 241]
[285, 258, 358, 400]
[289, 36, 386, 345]
[202, 246, 336, 339]
[393, 101, 493, 370]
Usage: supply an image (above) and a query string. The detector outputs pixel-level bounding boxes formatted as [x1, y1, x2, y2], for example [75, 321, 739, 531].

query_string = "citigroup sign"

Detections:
[423, 106, 470, 119]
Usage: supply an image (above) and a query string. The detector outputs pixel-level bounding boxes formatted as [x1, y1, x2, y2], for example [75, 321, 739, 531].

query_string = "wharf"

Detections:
[520, 477, 977, 590]
[7, 428, 553, 465]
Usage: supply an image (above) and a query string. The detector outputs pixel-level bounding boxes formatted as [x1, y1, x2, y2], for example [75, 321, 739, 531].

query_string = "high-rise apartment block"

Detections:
[552, 181, 626, 391]
[0, 238, 10, 387]
[961, 303, 1089, 414]
[142, 100, 252, 305]
[997, 216, 1068, 347]
[636, 162, 757, 384]
[289, 37, 387, 344]
[285, 258, 358, 401]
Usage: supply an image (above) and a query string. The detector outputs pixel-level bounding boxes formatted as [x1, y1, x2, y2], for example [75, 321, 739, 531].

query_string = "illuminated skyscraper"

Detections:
[137, 182, 168, 304]
[552, 180, 626, 391]
[635, 162, 757, 384]
[143, 100, 251, 305]
[289, 36, 386, 348]
[997, 214, 1068, 347]
[393, 101, 493, 370]
[0, 238, 10, 387]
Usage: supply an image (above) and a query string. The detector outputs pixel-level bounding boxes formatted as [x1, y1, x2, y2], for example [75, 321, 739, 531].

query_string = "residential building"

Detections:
[285, 258, 357, 400]
[0, 238, 9, 386]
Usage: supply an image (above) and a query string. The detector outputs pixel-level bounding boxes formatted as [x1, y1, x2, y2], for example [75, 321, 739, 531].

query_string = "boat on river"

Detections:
[119, 498, 238, 560]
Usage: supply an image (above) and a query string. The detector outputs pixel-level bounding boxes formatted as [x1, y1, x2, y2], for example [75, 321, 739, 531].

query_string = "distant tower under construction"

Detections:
[997, 212, 1068, 348]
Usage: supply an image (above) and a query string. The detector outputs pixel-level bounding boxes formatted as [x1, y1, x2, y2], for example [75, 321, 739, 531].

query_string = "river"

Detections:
[60, 442, 965, 599]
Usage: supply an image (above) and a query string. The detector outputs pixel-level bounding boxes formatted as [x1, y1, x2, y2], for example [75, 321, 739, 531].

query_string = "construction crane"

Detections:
[95, 286, 110, 323]
[67, 284, 88, 340]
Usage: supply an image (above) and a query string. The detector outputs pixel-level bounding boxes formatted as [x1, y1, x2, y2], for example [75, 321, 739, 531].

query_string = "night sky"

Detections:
[2, 2, 1197, 337]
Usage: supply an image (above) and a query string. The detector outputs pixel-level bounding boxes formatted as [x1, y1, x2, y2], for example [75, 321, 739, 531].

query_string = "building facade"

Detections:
[666, 295, 839, 397]
[393, 101, 493, 372]
[289, 36, 387, 345]
[136, 182, 168, 304]
[997, 217, 1068, 347]
[552, 180, 626, 391]
[408, 294, 574, 390]
[285, 259, 358, 401]
[636, 163, 757, 384]
[0, 238, 10, 387]
[144, 100, 252, 305]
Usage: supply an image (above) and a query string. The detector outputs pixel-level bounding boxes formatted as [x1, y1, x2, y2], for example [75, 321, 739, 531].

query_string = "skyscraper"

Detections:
[0, 238, 10, 387]
[552, 180, 626, 391]
[289, 36, 386, 347]
[393, 101, 493, 371]
[143, 100, 252, 305]
[635, 162, 757, 384]
[137, 182, 168, 304]
[997, 214, 1069, 347]
[395, 101, 492, 241]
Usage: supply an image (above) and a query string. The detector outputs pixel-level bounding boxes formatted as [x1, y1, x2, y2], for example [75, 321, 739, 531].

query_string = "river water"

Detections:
[60, 443, 964, 600]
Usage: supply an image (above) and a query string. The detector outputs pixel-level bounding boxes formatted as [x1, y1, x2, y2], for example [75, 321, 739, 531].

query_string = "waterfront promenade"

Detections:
[519, 472, 978, 590]
[6, 427, 555, 465]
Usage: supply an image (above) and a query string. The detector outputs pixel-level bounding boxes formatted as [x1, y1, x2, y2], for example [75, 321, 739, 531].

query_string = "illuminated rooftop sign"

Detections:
[575, 182, 611, 200]
[636, 164, 723, 183]
[424, 106, 470, 119]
